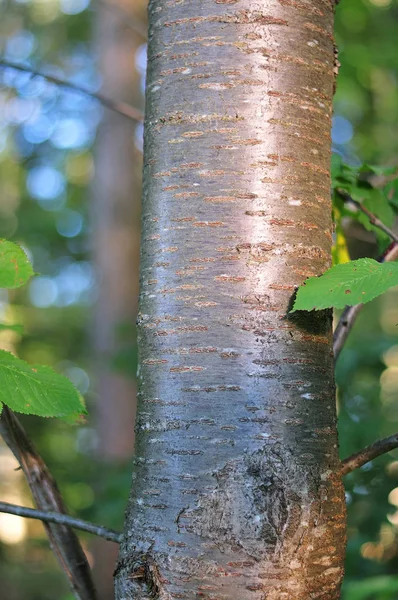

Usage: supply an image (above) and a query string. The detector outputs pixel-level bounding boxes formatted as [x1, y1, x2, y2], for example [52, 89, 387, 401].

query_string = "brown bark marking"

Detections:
[277, 0, 325, 16]
[163, 13, 289, 27]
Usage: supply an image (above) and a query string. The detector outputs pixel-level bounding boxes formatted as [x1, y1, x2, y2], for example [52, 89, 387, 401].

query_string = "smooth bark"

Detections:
[116, 1, 346, 598]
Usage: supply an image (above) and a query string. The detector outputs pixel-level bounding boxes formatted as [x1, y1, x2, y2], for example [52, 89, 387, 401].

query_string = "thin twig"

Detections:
[337, 188, 398, 244]
[0, 407, 97, 600]
[0, 59, 144, 123]
[0, 501, 122, 544]
[341, 433, 398, 476]
[333, 304, 365, 361]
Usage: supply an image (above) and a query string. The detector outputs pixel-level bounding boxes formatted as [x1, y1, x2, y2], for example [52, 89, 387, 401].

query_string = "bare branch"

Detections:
[334, 241, 398, 361]
[0, 501, 122, 544]
[341, 433, 398, 476]
[0, 60, 144, 123]
[0, 407, 97, 600]
[337, 187, 398, 244]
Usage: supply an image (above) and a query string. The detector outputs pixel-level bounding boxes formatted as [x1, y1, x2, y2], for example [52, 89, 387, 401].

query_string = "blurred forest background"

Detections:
[0, 0, 397, 598]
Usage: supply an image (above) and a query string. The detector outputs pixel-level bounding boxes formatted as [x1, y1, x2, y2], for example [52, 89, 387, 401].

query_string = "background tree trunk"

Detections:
[91, 1, 145, 596]
[92, 0, 145, 462]
[115, 1, 346, 598]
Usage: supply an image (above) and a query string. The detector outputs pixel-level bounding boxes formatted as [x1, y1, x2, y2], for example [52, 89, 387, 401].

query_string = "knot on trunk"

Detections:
[116, 552, 172, 600]
[185, 448, 310, 561]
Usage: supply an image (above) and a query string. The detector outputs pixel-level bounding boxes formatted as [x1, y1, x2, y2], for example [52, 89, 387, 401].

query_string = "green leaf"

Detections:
[331, 153, 344, 185]
[354, 187, 394, 250]
[0, 323, 24, 335]
[291, 258, 398, 312]
[335, 185, 394, 250]
[384, 178, 398, 211]
[331, 155, 361, 192]
[0, 350, 86, 417]
[0, 240, 34, 289]
[359, 163, 397, 177]
[342, 575, 398, 600]
[351, 186, 394, 229]
[61, 395, 88, 424]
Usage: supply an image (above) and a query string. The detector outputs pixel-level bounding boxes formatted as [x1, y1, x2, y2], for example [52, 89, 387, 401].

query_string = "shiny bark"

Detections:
[116, 1, 346, 598]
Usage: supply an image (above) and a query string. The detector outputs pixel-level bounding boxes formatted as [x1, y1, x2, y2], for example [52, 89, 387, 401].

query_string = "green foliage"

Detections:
[336, 298, 398, 592]
[296, 155, 398, 313]
[332, 155, 396, 248]
[0, 239, 35, 289]
[331, 154, 397, 190]
[0, 347, 86, 419]
[335, 0, 398, 163]
[342, 575, 398, 600]
[0, 0, 99, 596]
[0, 239, 85, 419]
[0, 323, 24, 334]
[292, 259, 398, 312]
[353, 187, 394, 247]
[0, 350, 86, 418]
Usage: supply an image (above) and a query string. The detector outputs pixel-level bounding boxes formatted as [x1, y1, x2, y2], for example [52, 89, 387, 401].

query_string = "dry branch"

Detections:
[341, 433, 398, 476]
[0, 407, 97, 600]
[0, 501, 122, 543]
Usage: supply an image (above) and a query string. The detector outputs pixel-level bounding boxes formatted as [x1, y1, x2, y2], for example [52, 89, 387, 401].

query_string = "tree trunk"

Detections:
[115, 1, 346, 598]
[91, 0, 145, 462]
[91, 1, 145, 597]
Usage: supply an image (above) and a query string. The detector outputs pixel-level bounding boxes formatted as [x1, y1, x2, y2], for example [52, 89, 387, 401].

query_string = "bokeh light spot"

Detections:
[29, 276, 58, 308]
[60, 0, 90, 15]
[27, 165, 65, 202]
[56, 209, 83, 238]
[332, 116, 354, 145]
